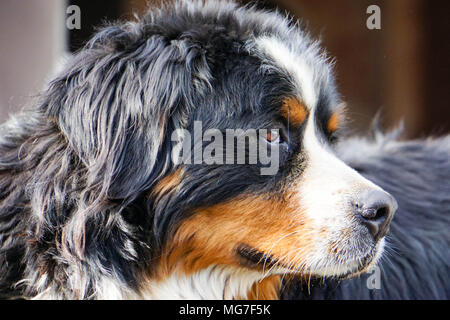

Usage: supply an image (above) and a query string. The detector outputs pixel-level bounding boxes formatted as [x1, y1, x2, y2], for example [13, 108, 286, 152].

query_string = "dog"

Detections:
[0, 0, 446, 300]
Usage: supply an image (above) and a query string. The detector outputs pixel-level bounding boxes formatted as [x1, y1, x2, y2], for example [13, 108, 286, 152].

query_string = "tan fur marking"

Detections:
[327, 112, 340, 133]
[157, 193, 314, 283]
[246, 275, 281, 300]
[281, 97, 308, 126]
[327, 102, 347, 133]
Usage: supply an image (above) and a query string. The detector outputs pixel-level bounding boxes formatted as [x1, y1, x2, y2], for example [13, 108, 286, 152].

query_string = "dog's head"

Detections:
[45, 0, 396, 297]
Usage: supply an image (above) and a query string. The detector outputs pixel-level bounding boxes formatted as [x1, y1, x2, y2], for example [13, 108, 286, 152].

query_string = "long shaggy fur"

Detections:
[0, 0, 306, 299]
[0, 4, 198, 299]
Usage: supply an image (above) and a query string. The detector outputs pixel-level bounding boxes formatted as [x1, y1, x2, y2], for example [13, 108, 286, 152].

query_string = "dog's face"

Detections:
[159, 59, 396, 281]
[49, 1, 397, 296]
[141, 3, 398, 282]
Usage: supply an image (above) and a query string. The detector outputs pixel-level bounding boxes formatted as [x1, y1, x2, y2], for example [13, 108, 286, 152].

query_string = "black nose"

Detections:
[354, 190, 397, 241]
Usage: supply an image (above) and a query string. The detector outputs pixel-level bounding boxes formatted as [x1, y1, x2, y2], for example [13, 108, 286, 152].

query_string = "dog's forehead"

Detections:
[251, 35, 337, 115]
[255, 37, 316, 110]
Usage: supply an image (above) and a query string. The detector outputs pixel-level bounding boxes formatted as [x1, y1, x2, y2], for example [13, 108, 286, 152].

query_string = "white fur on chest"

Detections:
[141, 266, 264, 300]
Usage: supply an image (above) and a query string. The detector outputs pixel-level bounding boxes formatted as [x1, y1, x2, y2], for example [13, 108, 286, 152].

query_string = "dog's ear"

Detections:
[43, 26, 210, 201]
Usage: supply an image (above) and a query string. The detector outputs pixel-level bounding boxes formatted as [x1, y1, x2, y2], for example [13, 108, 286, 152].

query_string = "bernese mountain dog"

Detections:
[0, 0, 448, 299]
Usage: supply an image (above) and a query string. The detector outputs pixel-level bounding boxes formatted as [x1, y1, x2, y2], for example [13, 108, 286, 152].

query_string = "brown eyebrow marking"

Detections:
[280, 97, 308, 126]
[327, 102, 347, 133]
[327, 113, 340, 132]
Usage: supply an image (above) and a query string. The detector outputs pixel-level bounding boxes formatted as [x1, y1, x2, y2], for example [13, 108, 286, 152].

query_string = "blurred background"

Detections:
[0, 0, 448, 138]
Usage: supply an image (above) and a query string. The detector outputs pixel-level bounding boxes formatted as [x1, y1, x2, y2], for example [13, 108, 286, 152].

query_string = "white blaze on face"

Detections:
[297, 113, 387, 277]
[300, 112, 384, 228]
[288, 111, 387, 277]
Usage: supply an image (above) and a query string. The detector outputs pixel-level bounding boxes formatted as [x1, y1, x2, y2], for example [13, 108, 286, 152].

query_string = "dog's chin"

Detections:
[338, 252, 379, 280]
[305, 238, 385, 280]
[344, 239, 385, 279]
[242, 238, 385, 280]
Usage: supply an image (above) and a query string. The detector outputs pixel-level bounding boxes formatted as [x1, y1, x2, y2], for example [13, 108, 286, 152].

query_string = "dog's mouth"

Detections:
[329, 242, 382, 279]
[340, 252, 377, 278]
[237, 242, 380, 278]
[236, 244, 284, 270]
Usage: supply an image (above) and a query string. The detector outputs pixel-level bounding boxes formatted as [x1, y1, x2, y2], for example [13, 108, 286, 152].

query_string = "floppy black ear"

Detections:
[44, 25, 209, 201]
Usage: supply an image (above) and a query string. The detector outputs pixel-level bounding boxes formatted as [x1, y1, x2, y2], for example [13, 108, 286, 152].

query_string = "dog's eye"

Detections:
[266, 130, 281, 144]
[265, 129, 289, 146]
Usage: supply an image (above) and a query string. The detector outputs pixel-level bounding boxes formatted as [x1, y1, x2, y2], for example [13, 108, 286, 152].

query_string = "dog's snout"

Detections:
[354, 190, 397, 241]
